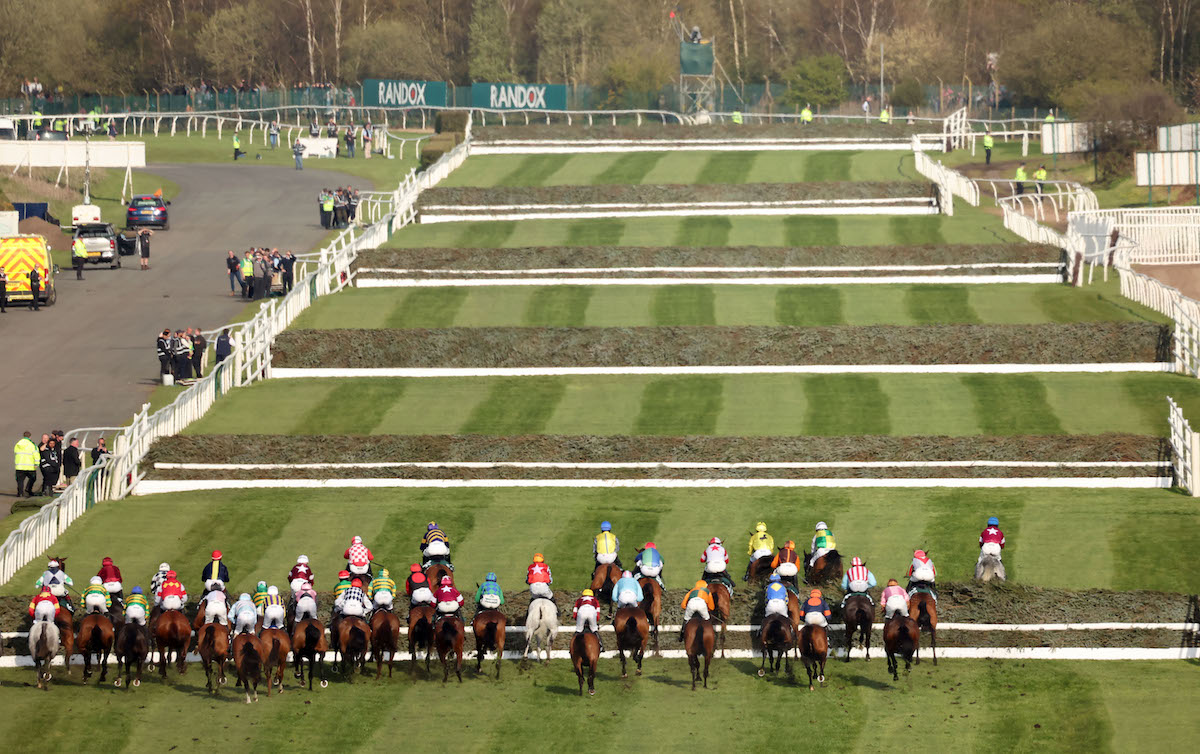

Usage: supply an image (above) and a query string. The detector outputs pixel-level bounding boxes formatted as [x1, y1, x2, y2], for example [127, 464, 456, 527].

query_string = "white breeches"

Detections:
[848, 579, 871, 593]
[885, 595, 909, 619]
[980, 542, 1002, 558]
[683, 598, 711, 624]
[704, 561, 726, 574]
[263, 605, 286, 629]
[638, 564, 661, 578]
[295, 597, 317, 621]
[775, 562, 798, 577]
[103, 581, 122, 594]
[764, 599, 788, 617]
[478, 592, 502, 610]
[616, 590, 639, 608]
[804, 612, 828, 627]
[411, 587, 434, 604]
[161, 596, 183, 611]
[234, 611, 258, 634]
[436, 600, 460, 615]
[290, 578, 307, 593]
[125, 605, 146, 626]
[205, 602, 228, 625]
[49, 584, 67, 597]
[911, 565, 935, 583]
[349, 563, 370, 577]
[341, 600, 366, 617]
[595, 552, 617, 565]
[750, 548, 771, 562]
[423, 540, 449, 557]
[574, 605, 598, 633]
[34, 602, 57, 622]
[373, 591, 394, 609]
[809, 548, 829, 567]
[204, 578, 222, 591]
[528, 582, 553, 600]
[85, 594, 108, 613]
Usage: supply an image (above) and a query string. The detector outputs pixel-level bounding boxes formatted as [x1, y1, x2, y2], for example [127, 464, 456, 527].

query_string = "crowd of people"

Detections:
[318, 187, 360, 229]
[155, 327, 208, 383]
[225, 248, 297, 299]
[12, 429, 109, 498]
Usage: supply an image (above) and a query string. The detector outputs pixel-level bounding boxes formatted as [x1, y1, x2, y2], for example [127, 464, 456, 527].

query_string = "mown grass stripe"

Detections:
[524, 287, 593, 326]
[696, 151, 756, 184]
[384, 288, 469, 328]
[634, 376, 724, 434]
[803, 151, 852, 182]
[803, 375, 891, 435]
[652, 286, 716, 325]
[296, 380, 408, 435]
[565, 218, 625, 245]
[962, 375, 1063, 434]
[592, 151, 666, 184]
[905, 284, 981, 324]
[498, 154, 572, 186]
[673, 217, 732, 246]
[891, 215, 944, 244]
[460, 376, 567, 434]
[456, 221, 517, 248]
[775, 287, 846, 326]
[783, 216, 839, 247]
[918, 491, 1025, 581]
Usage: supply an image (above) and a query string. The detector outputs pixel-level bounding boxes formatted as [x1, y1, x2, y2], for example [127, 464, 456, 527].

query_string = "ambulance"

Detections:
[0, 235, 56, 306]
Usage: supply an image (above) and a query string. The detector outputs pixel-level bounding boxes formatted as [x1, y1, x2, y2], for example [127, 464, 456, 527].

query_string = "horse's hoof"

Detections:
[220, 677, 227, 685]
[635, 669, 642, 676]
[44, 673, 52, 681]
[588, 689, 595, 696]
[133, 679, 140, 687]
[320, 680, 329, 688]
[114, 679, 122, 687]
[818, 675, 825, 683]
[757, 669, 765, 677]
[621, 673, 627, 679]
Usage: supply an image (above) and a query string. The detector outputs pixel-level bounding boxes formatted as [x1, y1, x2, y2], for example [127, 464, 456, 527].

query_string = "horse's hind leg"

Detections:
[99, 645, 111, 682]
[702, 654, 710, 689]
[931, 628, 938, 666]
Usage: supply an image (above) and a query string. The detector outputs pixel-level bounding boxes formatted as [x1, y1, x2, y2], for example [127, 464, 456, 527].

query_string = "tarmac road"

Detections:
[0, 163, 360, 514]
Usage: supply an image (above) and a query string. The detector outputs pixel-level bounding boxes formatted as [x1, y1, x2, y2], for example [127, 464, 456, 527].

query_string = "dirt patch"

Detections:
[147, 434, 1167, 465]
[1135, 264, 1200, 302]
[271, 324, 1167, 369]
[17, 217, 67, 251]
[474, 122, 941, 141]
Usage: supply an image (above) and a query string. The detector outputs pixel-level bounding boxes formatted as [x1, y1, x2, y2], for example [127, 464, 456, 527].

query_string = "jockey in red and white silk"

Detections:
[289, 555, 315, 592]
[434, 577, 463, 618]
[979, 517, 1006, 559]
[344, 536, 373, 580]
[700, 538, 728, 574]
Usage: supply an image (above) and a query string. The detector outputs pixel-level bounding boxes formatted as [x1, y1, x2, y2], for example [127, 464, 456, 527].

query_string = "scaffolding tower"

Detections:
[671, 13, 742, 113]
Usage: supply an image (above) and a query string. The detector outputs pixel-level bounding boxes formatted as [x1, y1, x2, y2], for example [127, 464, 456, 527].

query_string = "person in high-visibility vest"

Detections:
[1044, 110, 1056, 123]
[321, 192, 335, 228]
[72, 236, 88, 280]
[32, 110, 42, 129]
[982, 130, 994, 166]
[232, 132, 244, 160]
[14, 431, 39, 498]
[240, 252, 254, 299]
[1034, 164, 1048, 195]
[1014, 162, 1028, 195]
[879, 107, 891, 124]
[52, 117, 65, 132]
[800, 104, 813, 124]
[731, 111, 743, 125]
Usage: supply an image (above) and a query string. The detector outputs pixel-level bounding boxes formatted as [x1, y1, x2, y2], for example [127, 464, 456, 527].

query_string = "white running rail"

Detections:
[1168, 396, 1199, 495]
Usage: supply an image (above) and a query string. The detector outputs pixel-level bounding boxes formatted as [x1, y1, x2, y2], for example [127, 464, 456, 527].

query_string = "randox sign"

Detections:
[471, 83, 567, 111]
[364, 79, 447, 108]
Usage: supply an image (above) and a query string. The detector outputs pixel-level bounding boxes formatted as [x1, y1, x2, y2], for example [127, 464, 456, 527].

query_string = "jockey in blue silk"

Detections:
[611, 570, 644, 609]
[764, 574, 789, 617]
[635, 542, 664, 588]
[474, 572, 504, 611]
[593, 521, 621, 568]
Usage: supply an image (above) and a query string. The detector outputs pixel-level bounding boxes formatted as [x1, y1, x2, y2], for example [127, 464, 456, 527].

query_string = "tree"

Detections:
[469, 0, 516, 81]
[781, 54, 849, 109]
[1072, 81, 1182, 184]
[343, 21, 444, 81]
[196, 3, 270, 83]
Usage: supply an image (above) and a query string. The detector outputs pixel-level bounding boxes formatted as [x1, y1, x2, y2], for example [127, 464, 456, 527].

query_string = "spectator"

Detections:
[253, 252, 269, 300]
[14, 430, 38, 498]
[268, 120, 279, 149]
[1, 266, 7, 313]
[191, 328, 206, 378]
[90, 437, 109, 465]
[137, 228, 153, 271]
[362, 121, 373, 160]
[281, 251, 296, 293]
[156, 328, 171, 377]
[215, 328, 235, 364]
[62, 438, 82, 486]
[226, 250, 243, 296]
[344, 125, 356, 158]
[39, 437, 60, 496]
[172, 329, 192, 381]
[292, 138, 305, 170]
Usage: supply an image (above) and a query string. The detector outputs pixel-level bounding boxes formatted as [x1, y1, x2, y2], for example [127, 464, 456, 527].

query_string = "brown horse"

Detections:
[613, 606, 649, 678]
[232, 633, 266, 703]
[708, 581, 731, 658]
[637, 577, 662, 654]
[336, 616, 372, 681]
[153, 610, 191, 679]
[883, 614, 920, 681]
[757, 613, 793, 678]
[408, 604, 436, 676]
[909, 592, 938, 665]
[28, 618, 59, 690]
[425, 563, 453, 591]
[291, 618, 329, 690]
[197, 622, 230, 693]
[76, 612, 115, 684]
[682, 615, 715, 691]
[114, 622, 148, 688]
[590, 562, 621, 614]
[804, 549, 843, 586]
[746, 555, 775, 583]
[434, 615, 465, 683]
[570, 630, 600, 696]
[260, 627, 292, 694]
[371, 609, 403, 679]
[843, 594, 874, 663]
[54, 612, 75, 678]
[471, 609, 506, 679]
[799, 623, 828, 691]
[786, 591, 802, 658]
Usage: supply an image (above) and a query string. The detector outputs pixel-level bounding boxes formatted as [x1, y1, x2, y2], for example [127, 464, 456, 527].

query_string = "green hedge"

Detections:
[419, 134, 458, 170]
[435, 111, 471, 134]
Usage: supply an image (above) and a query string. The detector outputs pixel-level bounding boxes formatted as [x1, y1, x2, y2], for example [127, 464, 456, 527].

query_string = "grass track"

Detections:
[182, 374, 1200, 439]
[1, 661, 1195, 752]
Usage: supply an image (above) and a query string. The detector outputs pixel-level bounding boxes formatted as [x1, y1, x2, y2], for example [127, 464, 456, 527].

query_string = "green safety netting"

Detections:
[680, 42, 715, 76]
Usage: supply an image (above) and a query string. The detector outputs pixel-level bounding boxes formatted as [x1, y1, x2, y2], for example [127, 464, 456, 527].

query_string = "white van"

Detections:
[0, 117, 16, 140]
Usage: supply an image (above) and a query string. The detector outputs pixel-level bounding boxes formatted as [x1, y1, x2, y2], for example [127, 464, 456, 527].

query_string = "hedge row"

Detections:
[473, 122, 942, 141]
[356, 244, 1063, 271]
[147, 433, 1167, 465]
[272, 324, 1167, 368]
[419, 181, 929, 208]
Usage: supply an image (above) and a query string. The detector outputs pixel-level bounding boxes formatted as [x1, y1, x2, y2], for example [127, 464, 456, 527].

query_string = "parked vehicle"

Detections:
[73, 223, 121, 268]
[126, 194, 169, 230]
[0, 235, 57, 306]
[71, 204, 102, 228]
[0, 118, 16, 140]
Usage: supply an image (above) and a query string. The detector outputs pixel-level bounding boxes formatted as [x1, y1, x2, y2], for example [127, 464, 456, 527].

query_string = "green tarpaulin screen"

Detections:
[680, 42, 714, 76]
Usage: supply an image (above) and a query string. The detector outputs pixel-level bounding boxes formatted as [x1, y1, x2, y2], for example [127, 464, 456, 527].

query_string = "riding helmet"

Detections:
[622, 570, 633, 578]
[486, 572, 497, 582]
[600, 521, 612, 531]
[582, 589, 594, 597]
[815, 522, 827, 531]
[410, 564, 421, 573]
[850, 557, 863, 566]
[768, 574, 781, 582]
[211, 550, 221, 559]
[785, 540, 795, 549]
[755, 522, 767, 532]
[440, 575, 453, 585]
[297, 555, 309, 564]
[427, 522, 438, 531]
[131, 586, 142, 594]
[533, 553, 544, 563]
[810, 588, 822, 598]
[987, 516, 999, 526]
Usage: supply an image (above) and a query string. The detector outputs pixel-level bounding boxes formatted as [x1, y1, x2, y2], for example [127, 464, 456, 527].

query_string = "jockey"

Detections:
[421, 522, 452, 566]
[474, 572, 505, 611]
[124, 587, 150, 627]
[82, 576, 112, 615]
[253, 581, 269, 614]
[289, 555, 315, 592]
[611, 570, 644, 609]
[906, 550, 937, 600]
[573, 589, 603, 651]
[230, 593, 258, 635]
[840, 557, 877, 607]
[35, 559, 74, 613]
[157, 571, 187, 611]
[744, 522, 775, 580]
[200, 550, 230, 595]
[771, 540, 801, 590]
[150, 562, 170, 597]
[97, 557, 124, 604]
[28, 586, 60, 622]
[809, 522, 837, 568]
[434, 576, 464, 621]
[881, 579, 909, 619]
[979, 517, 1006, 562]
[344, 536, 374, 582]
[406, 564, 434, 607]
[202, 581, 230, 625]
[526, 553, 554, 602]
[261, 585, 287, 629]
[333, 571, 353, 602]
[593, 521, 621, 569]
[700, 537, 732, 592]
[802, 588, 831, 628]
[678, 580, 715, 641]
[294, 581, 319, 622]
[335, 579, 371, 619]
[368, 569, 396, 611]
[635, 542, 664, 588]
[764, 574, 789, 617]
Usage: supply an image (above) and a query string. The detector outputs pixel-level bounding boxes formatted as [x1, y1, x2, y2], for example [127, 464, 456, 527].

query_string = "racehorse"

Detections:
[842, 594, 874, 662]
[613, 606, 649, 678]
[153, 610, 191, 679]
[682, 615, 715, 691]
[114, 622, 148, 688]
[371, 609, 403, 679]
[260, 627, 292, 694]
[976, 552, 1006, 582]
[434, 615, 465, 683]
[471, 609, 506, 679]
[708, 581, 731, 658]
[804, 549, 843, 586]
[799, 623, 828, 691]
[76, 612, 115, 684]
[909, 592, 938, 665]
[638, 577, 662, 654]
[425, 562, 453, 591]
[408, 604, 436, 675]
[523, 598, 557, 663]
[746, 555, 774, 583]
[54, 612, 75, 678]
[590, 562, 622, 614]
[336, 616, 372, 682]
[197, 622, 230, 693]
[291, 618, 329, 690]
[569, 630, 600, 696]
[757, 613, 793, 678]
[232, 633, 266, 703]
[883, 614, 920, 681]
[29, 617, 59, 690]
[786, 591, 802, 658]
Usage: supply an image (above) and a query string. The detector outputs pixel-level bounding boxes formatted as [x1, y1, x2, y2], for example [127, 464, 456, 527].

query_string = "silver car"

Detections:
[73, 223, 121, 268]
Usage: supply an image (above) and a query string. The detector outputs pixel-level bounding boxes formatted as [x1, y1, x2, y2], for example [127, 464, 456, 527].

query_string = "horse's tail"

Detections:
[304, 622, 321, 656]
[916, 600, 932, 630]
[86, 621, 104, 651]
[32, 621, 58, 659]
[268, 634, 284, 668]
[242, 640, 262, 683]
[347, 625, 368, 657]
[200, 623, 215, 656]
